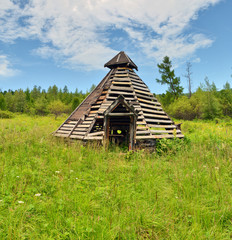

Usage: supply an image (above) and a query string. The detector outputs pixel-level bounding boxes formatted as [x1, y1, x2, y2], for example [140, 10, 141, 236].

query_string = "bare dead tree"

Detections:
[184, 62, 193, 98]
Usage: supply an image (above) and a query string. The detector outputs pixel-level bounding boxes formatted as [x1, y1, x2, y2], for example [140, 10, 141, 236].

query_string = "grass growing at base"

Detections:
[0, 115, 232, 239]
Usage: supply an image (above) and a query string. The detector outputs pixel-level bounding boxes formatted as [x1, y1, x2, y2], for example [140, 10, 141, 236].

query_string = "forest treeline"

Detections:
[157, 79, 232, 120]
[0, 79, 231, 120]
[0, 84, 96, 118]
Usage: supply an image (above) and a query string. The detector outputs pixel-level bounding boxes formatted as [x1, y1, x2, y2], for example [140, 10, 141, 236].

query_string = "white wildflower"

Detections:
[18, 201, 24, 204]
[35, 193, 41, 197]
[16, 176, 19, 178]
[55, 171, 60, 174]
[215, 167, 219, 170]
[76, 178, 78, 180]
[70, 170, 74, 173]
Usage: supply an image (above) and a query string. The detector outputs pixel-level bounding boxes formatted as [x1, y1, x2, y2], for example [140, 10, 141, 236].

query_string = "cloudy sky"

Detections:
[0, 0, 231, 94]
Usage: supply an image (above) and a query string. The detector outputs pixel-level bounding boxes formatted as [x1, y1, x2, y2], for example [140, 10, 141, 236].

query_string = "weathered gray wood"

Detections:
[137, 98, 161, 106]
[71, 131, 86, 135]
[148, 124, 177, 128]
[140, 103, 163, 110]
[144, 113, 169, 119]
[109, 91, 135, 95]
[150, 129, 181, 134]
[134, 89, 153, 96]
[67, 121, 78, 124]
[107, 112, 135, 117]
[136, 134, 184, 140]
[136, 93, 156, 101]
[70, 135, 84, 139]
[63, 124, 76, 128]
[141, 108, 165, 114]
[110, 86, 134, 91]
[87, 131, 104, 136]
[146, 119, 173, 123]
[112, 81, 131, 85]
[136, 130, 151, 135]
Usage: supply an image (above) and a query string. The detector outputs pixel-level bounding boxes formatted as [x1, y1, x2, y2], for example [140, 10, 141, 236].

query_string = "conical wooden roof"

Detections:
[53, 52, 184, 144]
[104, 51, 138, 70]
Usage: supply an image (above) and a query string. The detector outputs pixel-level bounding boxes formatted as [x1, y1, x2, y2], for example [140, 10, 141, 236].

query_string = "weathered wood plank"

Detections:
[136, 134, 184, 140]
[144, 113, 169, 119]
[87, 131, 104, 136]
[134, 89, 153, 96]
[66, 121, 78, 124]
[151, 130, 181, 134]
[70, 135, 84, 139]
[71, 131, 86, 135]
[146, 119, 173, 123]
[140, 104, 163, 111]
[137, 98, 161, 106]
[136, 93, 157, 101]
[107, 113, 135, 117]
[141, 108, 165, 114]
[110, 86, 134, 91]
[136, 130, 151, 135]
[148, 124, 177, 129]
[112, 81, 131, 85]
[109, 91, 135, 95]
[62, 124, 76, 128]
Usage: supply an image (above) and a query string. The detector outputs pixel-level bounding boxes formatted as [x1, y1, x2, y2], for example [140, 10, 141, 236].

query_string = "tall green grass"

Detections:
[0, 115, 231, 239]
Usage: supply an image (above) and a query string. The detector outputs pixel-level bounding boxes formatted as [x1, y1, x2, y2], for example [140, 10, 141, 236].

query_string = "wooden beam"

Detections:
[107, 112, 135, 117]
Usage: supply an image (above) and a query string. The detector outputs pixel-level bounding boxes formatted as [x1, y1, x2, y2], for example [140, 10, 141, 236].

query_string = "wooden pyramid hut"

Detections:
[53, 51, 184, 149]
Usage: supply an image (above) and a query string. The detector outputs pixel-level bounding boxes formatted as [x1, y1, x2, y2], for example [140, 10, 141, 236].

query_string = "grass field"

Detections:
[0, 114, 232, 239]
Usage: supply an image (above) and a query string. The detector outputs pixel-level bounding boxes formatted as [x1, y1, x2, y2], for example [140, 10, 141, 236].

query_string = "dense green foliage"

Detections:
[156, 56, 183, 103]
[158, 80, 232, 120]
[0, 84, 96, 117]
[0, 115, 231, 239]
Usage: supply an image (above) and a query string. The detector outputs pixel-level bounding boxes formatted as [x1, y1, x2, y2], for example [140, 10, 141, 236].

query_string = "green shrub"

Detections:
[0, 110, 14, 119]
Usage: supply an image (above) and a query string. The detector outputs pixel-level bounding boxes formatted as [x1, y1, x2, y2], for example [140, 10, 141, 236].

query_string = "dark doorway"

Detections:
[104, 97, 137, 150]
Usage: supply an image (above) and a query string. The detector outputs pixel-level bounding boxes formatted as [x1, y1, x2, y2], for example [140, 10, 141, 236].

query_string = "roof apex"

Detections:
[104, 51, 138, 71]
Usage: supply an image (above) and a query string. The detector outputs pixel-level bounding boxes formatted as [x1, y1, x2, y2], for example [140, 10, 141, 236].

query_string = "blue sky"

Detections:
[0, 0, 231, 94]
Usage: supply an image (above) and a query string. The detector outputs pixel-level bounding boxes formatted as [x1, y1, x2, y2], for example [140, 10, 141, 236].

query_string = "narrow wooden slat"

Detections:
[70, 135, 84, 139]
[151, 130, 181, 134]
[110, 86, 133, 91]
[134, 89, 153, 96]
[144, 113, 169, 119]
[71, 131, 86, 135]
[137, 98, 161, 106]
[108, 91, 135, 95]
[62, 124, 75, 128]
[146, 119, 173, 123]
[67, 121, 78, 124]
[148, 124, 177, 129]
[141, 108, 165, 114]
[87, 131, 104, 136]
[112, 81, 131, 85]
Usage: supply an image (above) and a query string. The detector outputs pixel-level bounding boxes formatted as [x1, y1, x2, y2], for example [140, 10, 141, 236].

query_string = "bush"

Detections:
[167, 96, 196, 120]
[0, 110, 14, 119]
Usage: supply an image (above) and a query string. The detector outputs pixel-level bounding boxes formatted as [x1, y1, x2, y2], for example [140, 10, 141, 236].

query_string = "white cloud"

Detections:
[0, 55, 18, 77]
[0, 0, 222, 70]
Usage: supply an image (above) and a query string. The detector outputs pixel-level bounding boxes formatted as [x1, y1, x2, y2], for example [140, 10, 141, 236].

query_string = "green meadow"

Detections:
[0, 115, 232, 239]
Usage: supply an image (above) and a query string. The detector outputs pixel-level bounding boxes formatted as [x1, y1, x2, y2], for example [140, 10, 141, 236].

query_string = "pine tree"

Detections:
[156, 56, 183, 102]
